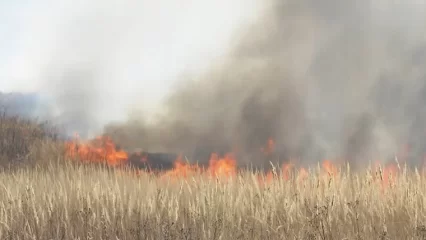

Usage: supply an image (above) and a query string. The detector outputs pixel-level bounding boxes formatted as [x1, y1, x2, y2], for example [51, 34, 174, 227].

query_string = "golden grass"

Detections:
[0, 161, 426, 240]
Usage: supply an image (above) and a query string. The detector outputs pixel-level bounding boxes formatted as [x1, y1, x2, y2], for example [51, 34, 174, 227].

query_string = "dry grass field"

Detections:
[1, 113, 426, 240]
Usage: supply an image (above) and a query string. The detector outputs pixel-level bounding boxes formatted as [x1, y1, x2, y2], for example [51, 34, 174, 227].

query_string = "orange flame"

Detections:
[381, 163, 398, 186]
[162, 154, 200, 179]
[65, 135, 128, 166]
[259, 163, 309, 185]
[322, 160, 338, 176]
[282, 162, 294, 180]
[208, 153, 237, 177]
[65, 135, 424, 187]
[161, 153, 237, 179]
[265, 171, 274, 183]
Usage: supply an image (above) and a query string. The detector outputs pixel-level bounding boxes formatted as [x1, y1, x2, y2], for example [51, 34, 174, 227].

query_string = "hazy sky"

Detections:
[0, 0, 262, 117]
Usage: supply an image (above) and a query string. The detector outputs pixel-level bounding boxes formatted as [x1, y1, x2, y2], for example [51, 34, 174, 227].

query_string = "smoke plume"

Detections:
[8, 0, 422, 169]
[102, 0, 426, 169]
[23, 0, 257, 140]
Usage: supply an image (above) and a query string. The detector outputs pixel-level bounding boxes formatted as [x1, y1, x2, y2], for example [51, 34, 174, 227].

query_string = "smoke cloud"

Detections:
[5, 0, 425, 169]
[104, 0, 426, 169]
[4, 0, 258, 139]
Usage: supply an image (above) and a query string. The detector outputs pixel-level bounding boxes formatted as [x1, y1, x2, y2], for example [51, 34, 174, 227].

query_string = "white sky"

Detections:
[0, 0, 263, 121]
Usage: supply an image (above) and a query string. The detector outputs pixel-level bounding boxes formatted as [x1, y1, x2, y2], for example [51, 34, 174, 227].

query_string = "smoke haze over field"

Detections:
[2, 1, 426, 168]
[105, 0, 426, 168]
[1, 0, 261, 138]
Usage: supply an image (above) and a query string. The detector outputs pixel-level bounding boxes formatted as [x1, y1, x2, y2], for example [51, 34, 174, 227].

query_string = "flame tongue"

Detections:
[64, 135, 416, 189]
[322, 160, 338, 176]
[161, 153, 237, 179]
[208, 153, 237, 177]
[65, 135, 128, 166]
[162, 154, 200, 178]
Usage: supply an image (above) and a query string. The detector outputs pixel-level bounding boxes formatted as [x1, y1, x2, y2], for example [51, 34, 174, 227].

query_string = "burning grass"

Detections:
[2, 115, 426, 239]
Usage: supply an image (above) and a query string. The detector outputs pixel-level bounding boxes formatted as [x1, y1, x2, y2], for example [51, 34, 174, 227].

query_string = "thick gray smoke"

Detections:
[104, 0, 426, 169]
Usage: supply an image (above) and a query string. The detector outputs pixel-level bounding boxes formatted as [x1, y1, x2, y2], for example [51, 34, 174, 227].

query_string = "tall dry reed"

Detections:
[0, 161, 425, 240]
